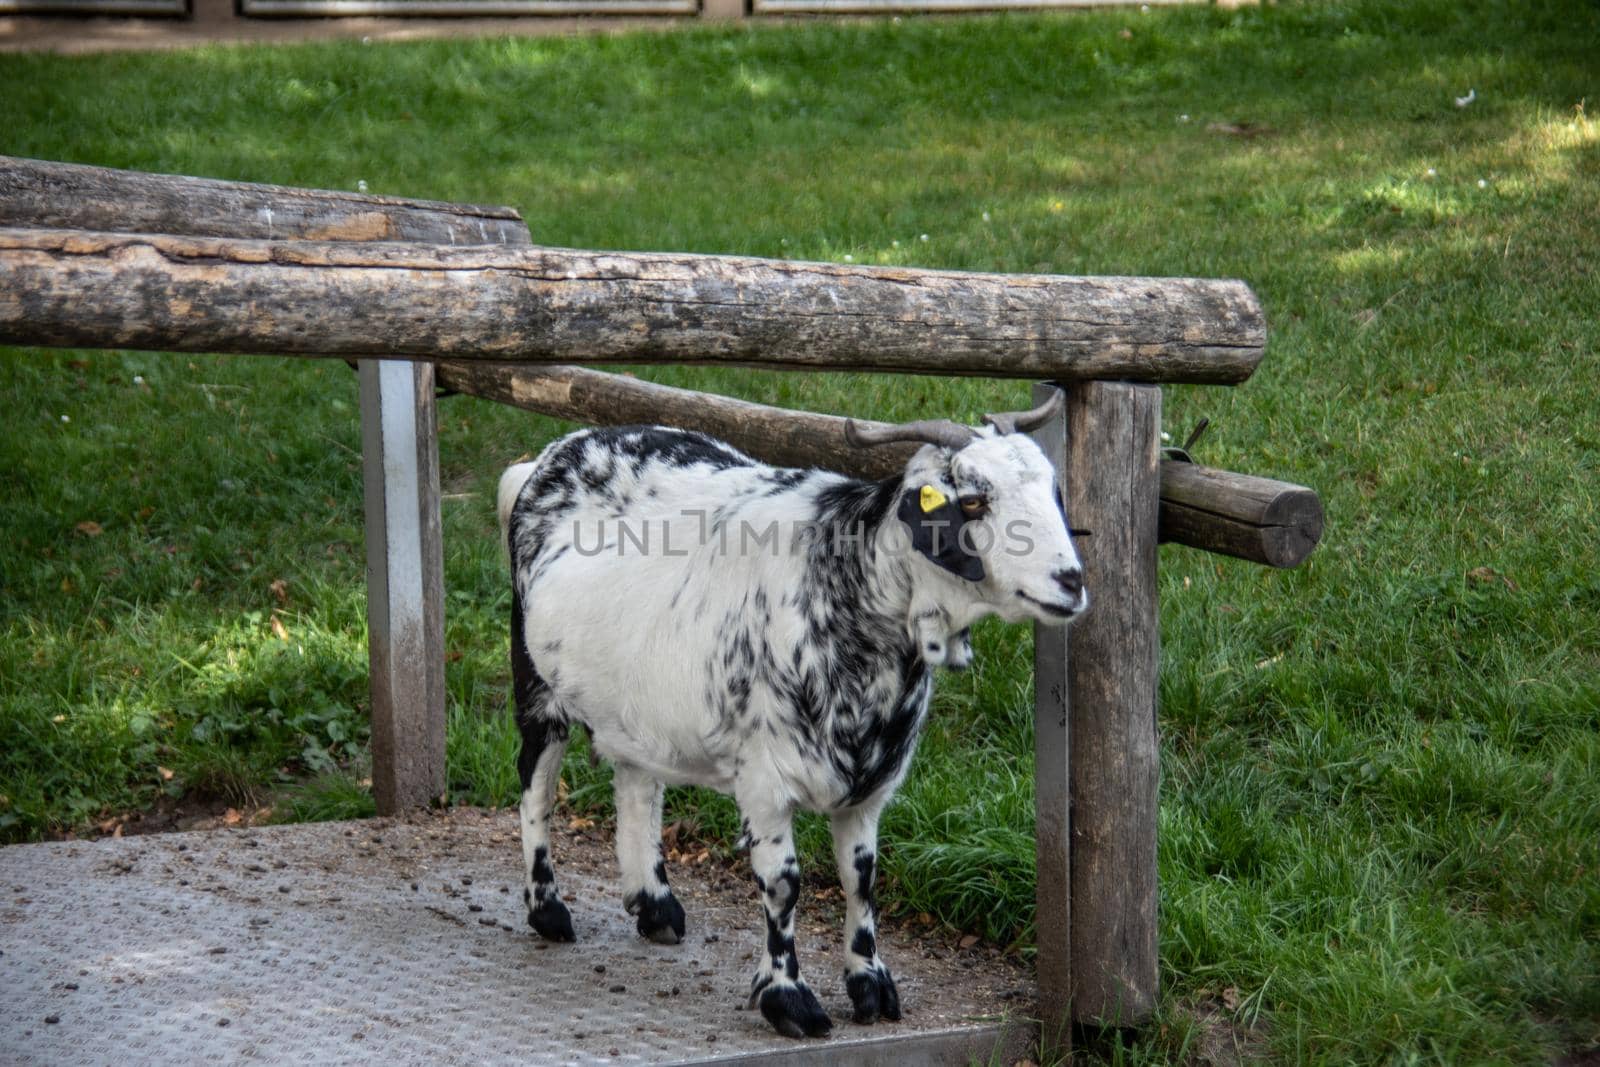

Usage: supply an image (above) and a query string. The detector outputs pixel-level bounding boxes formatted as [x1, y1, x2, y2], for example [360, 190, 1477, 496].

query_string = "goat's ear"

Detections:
[898, 489, 985, 582]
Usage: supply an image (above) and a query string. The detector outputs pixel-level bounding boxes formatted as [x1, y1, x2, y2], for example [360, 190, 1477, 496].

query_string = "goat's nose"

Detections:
[1053, 567, 1083, 598]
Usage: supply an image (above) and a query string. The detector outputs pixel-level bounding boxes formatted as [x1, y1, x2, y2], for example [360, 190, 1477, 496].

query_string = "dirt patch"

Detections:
[1177, 995, 1271, 1066]
[51, 796, 277, 841]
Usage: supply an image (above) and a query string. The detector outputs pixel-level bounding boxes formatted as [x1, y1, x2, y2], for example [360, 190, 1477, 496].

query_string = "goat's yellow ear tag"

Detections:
[919, 485, 948, 513]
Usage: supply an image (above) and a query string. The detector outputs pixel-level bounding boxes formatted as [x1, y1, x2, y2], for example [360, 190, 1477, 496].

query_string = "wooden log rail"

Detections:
[0, 226, 1264, 384]
[436, 362, 1322, 568]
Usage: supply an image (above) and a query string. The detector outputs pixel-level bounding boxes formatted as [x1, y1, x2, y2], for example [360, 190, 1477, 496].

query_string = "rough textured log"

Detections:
[438, 362, 1320, 566]
[0, 227, 1264, 383]
[0, 155, 530, 247]
[437, 361, 916, 479]
[1064, 381, 1161, 1028]
[1159, 461, 1323, 568]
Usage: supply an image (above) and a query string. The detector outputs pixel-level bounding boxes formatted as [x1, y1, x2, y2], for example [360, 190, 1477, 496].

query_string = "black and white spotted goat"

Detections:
[498, 393, 1086, 1039]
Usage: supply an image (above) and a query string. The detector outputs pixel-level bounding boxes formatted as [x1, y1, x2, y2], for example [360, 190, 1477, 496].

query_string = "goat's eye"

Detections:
[958, 495, 989, 518]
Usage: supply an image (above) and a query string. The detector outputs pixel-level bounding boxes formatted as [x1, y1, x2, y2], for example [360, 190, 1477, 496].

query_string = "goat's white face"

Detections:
[900, 430, 1087, 625]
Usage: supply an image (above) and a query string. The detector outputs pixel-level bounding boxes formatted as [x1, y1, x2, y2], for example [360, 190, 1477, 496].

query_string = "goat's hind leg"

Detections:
[613, 762, 686, 944]
[518, 714, 572, 940]
[513, 591, 575, 941]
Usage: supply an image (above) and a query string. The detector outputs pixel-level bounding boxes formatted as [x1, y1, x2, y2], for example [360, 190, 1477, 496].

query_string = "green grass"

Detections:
[2, 1, 1598, 1061]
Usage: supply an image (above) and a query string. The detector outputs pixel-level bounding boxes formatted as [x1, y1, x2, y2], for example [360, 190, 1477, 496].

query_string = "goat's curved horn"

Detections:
[982, 389, 1064, 435]
[844, 418, 978, 451]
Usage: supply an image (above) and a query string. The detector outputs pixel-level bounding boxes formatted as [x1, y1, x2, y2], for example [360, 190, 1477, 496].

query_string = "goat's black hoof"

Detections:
[846, 965, 902, 1024]
[528, 897, 576, 942]
[631, 890, 686, 945]
[759, 982, 834, 1039]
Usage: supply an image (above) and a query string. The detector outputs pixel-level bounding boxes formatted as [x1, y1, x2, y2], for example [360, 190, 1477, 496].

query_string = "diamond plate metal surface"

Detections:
[0, 811, 1029, 1065]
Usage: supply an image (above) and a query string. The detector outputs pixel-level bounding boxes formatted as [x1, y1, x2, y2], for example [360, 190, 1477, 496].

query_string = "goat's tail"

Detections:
[497, 461, 538, 553]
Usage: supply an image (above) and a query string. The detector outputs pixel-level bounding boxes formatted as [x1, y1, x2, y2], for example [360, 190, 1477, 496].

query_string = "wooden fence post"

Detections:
[1031, 381, 1074, 1056]
[359, 359, 446, 815]
[1064, 381, 1162, 1028]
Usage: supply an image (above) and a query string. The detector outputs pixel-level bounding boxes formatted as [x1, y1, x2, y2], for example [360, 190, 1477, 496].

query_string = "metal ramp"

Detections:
[0, 809, 1032, 1065]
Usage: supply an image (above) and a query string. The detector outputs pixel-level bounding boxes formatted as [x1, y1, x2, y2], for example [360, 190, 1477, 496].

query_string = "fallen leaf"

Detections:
[157, 766, 175, 781]
[959, 934, 980, 949]
[1467, 566, 1518, 591]
[569, 816, 595, 831]
[270, 615, 289, 641]
[75, 521, 103, 537]
[223, 808, 242, 826]
[1221, 985, 1241, 1011]
[269, 578, 289, 605]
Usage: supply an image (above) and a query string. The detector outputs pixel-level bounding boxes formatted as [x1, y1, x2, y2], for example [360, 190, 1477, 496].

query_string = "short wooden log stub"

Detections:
[1159, 460, 1323, 568]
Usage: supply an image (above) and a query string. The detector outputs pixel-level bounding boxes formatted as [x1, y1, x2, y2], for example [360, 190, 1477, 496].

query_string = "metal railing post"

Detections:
[359, 358, 447, 814]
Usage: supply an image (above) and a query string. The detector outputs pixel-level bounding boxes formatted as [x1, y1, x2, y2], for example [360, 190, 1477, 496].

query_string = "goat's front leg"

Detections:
[739, 798, 833, 1039]
[831, 805, 901, 1024]
[613, 762, 686, 944]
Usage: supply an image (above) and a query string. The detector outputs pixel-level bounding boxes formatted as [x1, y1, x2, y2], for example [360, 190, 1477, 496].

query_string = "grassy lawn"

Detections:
[2, 0, 1598, 1060]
